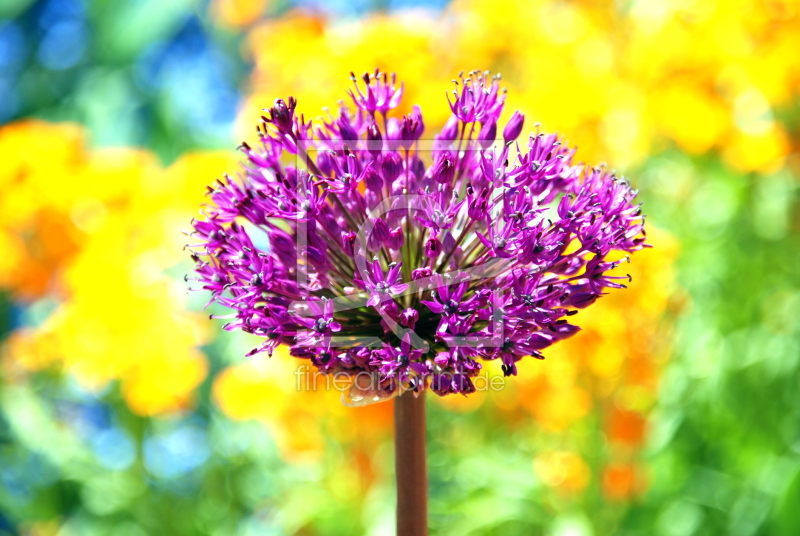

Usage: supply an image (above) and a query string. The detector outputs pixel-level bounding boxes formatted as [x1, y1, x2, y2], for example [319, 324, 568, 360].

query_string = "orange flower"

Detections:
[607, 408, 647, 447]
[602, 463, 643, 501]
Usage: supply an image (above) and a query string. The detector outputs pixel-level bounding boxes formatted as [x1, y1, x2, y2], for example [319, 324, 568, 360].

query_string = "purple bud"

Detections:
[267, 98, 296, 135]
[341, 231, 356, 256]
[386, 117, 402, 150]
[316, 150, 335, 176]
[372, 218, 390, 242]
[399, 308, 419, 329]
[337, 113, 358, 142]
[306, 245, 327, 266]
[391, 174, 408, 196]
[478, 120, 497, 149]
[503, 111, 525, 143]
[434, 352, 450, 367]
[425, 238, 442, 258]
[380, 152, 403, 183]
[367, 231, 382, 252]
[366, 123, 383, 156]
[412, 105, 425, 140]
[387, 226, 404, 250]
[410, 155, 426, 183]
[443, 231, 456, 253]
[269, 230, 294, 253]
[432, 151, 456, 184]
[379, 299, 399, 320]
[399, 121, 416, 150]
[439, 115, 459, 141]
[363, 166, 383, 192]
[431, 374, 450, 395]
[468, 189, 490, 219]
[412, 267, 432, 280]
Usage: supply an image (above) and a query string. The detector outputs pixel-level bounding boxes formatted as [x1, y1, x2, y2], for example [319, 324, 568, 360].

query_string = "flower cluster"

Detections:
[243, 2, 796, 174]
[0, 121, 226, 415]
[189, 70, 647, 399]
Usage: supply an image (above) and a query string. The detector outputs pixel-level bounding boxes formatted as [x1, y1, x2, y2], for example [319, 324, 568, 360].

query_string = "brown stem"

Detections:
[394, 392, 428, 536]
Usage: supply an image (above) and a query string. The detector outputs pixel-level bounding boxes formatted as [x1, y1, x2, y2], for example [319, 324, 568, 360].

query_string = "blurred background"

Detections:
[0, 0, 798, 534]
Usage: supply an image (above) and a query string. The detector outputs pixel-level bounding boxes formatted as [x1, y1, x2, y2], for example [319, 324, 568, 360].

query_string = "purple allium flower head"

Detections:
[188, 69, 648, 400]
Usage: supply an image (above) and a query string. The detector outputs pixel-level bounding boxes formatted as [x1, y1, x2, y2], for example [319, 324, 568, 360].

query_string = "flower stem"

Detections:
[394, 391, 428, 536]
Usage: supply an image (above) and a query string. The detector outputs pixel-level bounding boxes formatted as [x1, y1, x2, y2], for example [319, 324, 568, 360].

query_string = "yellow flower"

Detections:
[0, 121, 88, 298]
[213, 348, 395, 460]
[534, 450, 591, 493]
[239, 0, 799, 172]
[211, 0, 272, 27]
[0, 122, 237, 416]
